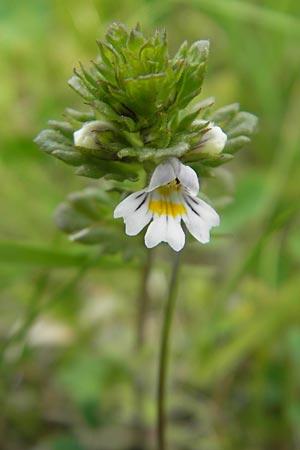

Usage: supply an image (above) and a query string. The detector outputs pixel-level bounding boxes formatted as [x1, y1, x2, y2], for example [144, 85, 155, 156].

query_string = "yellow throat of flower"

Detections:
[149, 179, 186, 217]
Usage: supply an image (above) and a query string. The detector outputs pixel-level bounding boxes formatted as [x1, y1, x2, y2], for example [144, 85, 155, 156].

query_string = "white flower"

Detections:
[74, 120, 112, 149]
[114, 157, 220, 252]
[195, 121, 227, 155]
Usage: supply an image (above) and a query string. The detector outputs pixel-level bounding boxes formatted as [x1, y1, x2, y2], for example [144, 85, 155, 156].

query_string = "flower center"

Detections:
[149, 179, 186, 217]
[157, 178, 181, 196]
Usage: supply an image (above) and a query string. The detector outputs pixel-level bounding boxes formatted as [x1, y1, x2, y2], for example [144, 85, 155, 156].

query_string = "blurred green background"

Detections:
[1, 1, 300, 449]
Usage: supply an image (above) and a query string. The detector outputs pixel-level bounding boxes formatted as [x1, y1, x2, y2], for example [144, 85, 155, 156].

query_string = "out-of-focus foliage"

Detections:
[1, 1, 300, 450]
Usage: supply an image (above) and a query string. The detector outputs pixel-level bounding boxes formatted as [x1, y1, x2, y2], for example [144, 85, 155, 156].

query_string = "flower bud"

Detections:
[74, 120, 114, 149]
[199, 123, 227, 154]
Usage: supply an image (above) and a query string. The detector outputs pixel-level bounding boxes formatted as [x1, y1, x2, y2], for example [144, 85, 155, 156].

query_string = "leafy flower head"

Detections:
[35, 23, 257, 183]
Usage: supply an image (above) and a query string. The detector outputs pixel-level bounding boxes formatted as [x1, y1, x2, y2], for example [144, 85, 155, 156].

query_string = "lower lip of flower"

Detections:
[148, 199, 186, 217]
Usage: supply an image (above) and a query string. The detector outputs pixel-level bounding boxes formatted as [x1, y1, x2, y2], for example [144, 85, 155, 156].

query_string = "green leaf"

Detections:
[34, 129, 72, 154]
[68, 189, 112, 219]
[175, 99, 214, 132]
[52, 150, 85, 166]
[174, 40, 209, 109]
[68, 74, 95, 100]
[65, 108, 95, 122]
[210, 103, 240, 124]
[48, 120, 74, 138]
[225, 135, 252, 154]
[55, 188, 124, 250]
[55, 203, 92, 234]
[226, 111, 258, 137]
[75, 160, 138, 181]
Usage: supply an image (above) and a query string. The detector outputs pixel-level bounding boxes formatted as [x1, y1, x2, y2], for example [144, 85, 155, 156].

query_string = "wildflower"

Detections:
[114, 158, 220, 251]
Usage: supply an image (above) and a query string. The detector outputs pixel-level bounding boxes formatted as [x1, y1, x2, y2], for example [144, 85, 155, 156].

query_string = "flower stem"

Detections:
[157, 250, 182, 450]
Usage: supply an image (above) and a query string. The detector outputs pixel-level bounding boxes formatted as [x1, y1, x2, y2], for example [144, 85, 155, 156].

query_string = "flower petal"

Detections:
[114, 190, 146, 218]
[114, 191, 152, 236]
[187, 196, 220, 227]
[166, 217, 185, 252]
[178, 162, 199, 196]
[124, 207, 152, 236]
[183, 211, 211, 244]
[146, 159, 177, 192]
[144, 215, 168, 248]
[200, 125, 227, 154]
[144, 214, 185, 251]
[182, 195, 219, 244]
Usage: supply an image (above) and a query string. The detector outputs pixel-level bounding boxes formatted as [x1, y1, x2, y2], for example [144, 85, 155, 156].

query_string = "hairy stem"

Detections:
[157, 250, 181, 450]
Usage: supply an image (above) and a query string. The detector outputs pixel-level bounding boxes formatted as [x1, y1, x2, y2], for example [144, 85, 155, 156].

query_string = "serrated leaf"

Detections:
[188, 40, 210, 64]
[172, 40, 188, 61]
[55, 203, 92, 233]
[76, 160, 138, 181]
[91, 61, 116, 85]
[184, 151, 234, 166]
[68, 75, 94, 100]
[175, 61, 207, 109]
[55, 188, 126, 250]
[48, 120, 74, 138]
[200, 153, 234, 167]
[189, 163, 213, 178]
[65, 108, 95, 122]
[175, 99, 214, 132]
[92, 99, 123, 122]
[34, 130, 73, 154]
[139, 142, 190, 163]
[225, 136, 251, 154]
[210, 103, 240, 124]
[226, 112, 258, 137]
[55, 189, 113, 237]
[52, 150, 85, 166]
[106, 22, 129, 48]
[122, 73, 166, 116]
[75, 164, 106, 179]
[68, 189, 112, 218]
[117, 147, 140, 159]
[79, 61, 100, 91]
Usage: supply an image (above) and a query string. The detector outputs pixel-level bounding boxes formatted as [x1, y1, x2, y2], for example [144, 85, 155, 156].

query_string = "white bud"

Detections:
[74, 120, 110, 149]
[199, 122, 227, 154]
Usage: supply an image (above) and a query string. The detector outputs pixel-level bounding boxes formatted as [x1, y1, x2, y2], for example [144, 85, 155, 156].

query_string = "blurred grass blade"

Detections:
[0, 241, 130, 269]
[196, 278, 300, 384]
[187, 0, 300, 37]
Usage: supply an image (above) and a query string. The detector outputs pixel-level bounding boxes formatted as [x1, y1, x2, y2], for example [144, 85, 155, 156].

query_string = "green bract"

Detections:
[35, 23, 257, 181]
[55, 187, 144, 257]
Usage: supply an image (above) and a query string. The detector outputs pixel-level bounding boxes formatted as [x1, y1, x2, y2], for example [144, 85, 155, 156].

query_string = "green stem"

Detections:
[157, 250, 181, 450]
